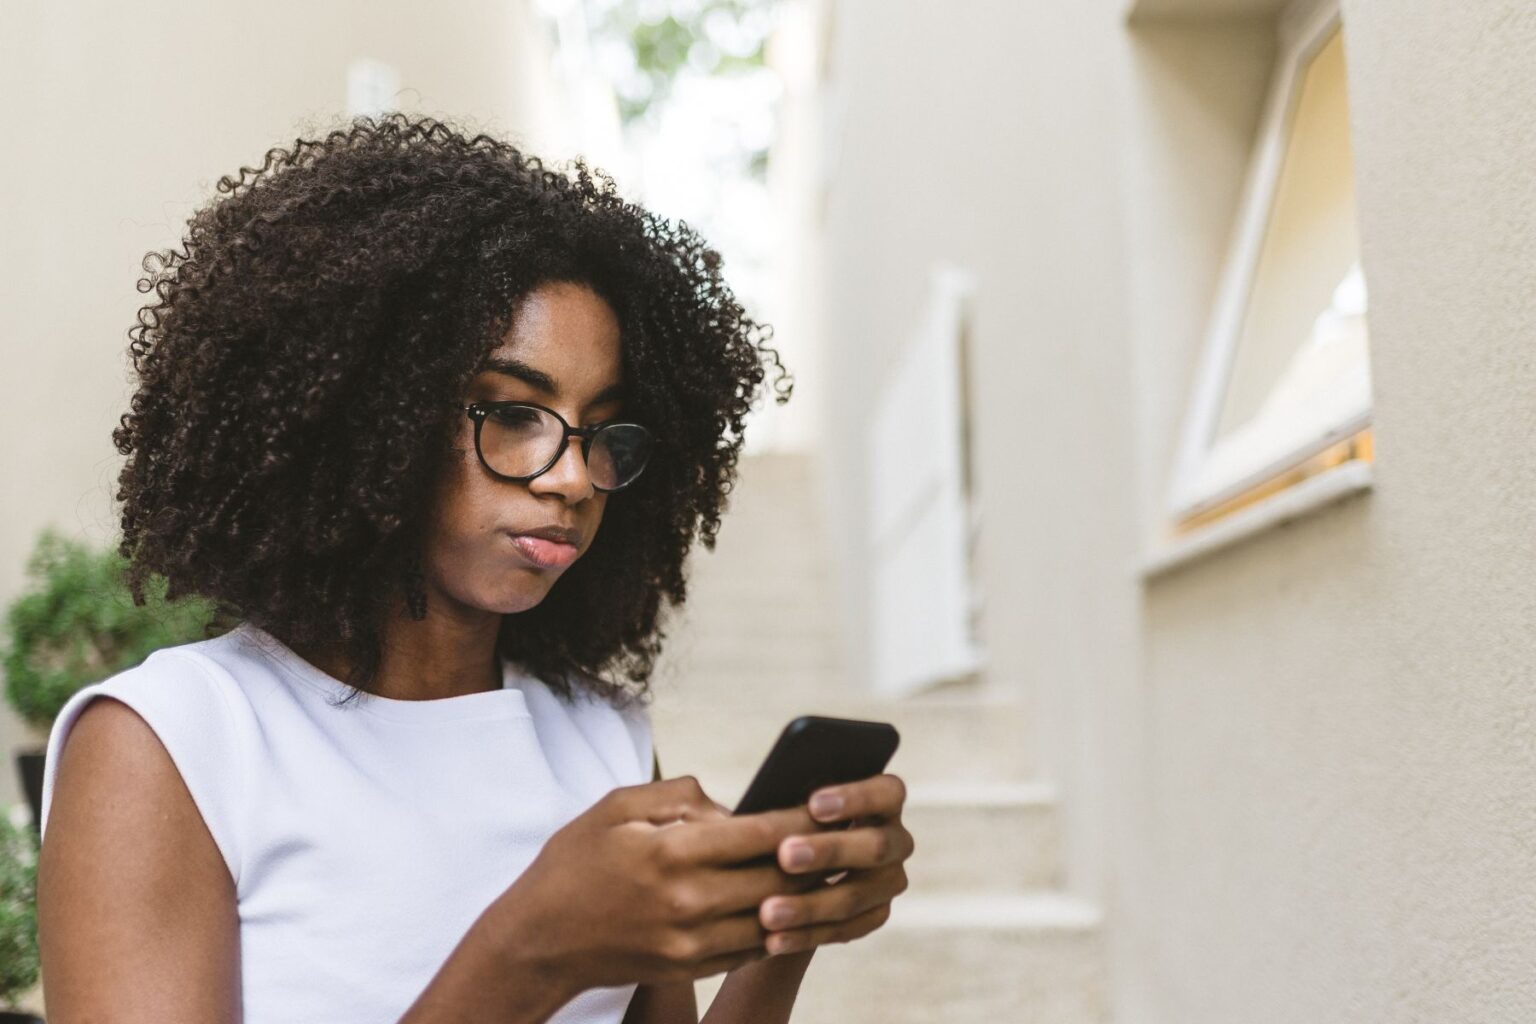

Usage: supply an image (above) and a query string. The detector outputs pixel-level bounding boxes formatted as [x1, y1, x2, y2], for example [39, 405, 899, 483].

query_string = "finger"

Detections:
[606, 776, 730, 826]
[664, 804, 822, 866]
[807, 773, 907, 825]
[764, 899, 894, 955]
[643, 801, 728, 827]
[683, 906, 774, 959]
[657, 860, 813, 921]
[776, 819, 914, 874]
[759, 862, 907, 932]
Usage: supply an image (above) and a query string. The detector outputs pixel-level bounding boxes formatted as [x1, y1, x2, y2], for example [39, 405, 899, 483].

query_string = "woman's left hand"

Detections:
[757, 773, 914, 956]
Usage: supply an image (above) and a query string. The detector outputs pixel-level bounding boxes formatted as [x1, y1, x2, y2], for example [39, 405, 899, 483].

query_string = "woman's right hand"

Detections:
[488, 775, 828, 994]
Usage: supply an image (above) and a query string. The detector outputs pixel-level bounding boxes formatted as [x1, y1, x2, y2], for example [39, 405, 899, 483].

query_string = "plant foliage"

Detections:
[595, 0, 774, 132]
[0, 810, 39, 1008]
[2, 529, 221, 731]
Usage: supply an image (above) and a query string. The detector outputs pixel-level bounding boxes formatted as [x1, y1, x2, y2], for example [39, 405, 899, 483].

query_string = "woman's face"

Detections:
[419, 279, 625, 618]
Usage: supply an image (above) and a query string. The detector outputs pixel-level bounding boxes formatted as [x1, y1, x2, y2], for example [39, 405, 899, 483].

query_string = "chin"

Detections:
[492, 577, 560, 614]
[427, 576, 544, 617]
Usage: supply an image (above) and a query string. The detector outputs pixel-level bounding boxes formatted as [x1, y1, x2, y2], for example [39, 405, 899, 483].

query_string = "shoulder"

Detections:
[44, 695, 227, 879]
[40, 634, 258, 887]
[37, 691, 242, 1019]
[49, 629, 259, 733]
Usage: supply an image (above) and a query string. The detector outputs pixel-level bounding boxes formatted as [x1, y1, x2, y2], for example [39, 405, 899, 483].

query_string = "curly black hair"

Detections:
[114, 112, 792, 710]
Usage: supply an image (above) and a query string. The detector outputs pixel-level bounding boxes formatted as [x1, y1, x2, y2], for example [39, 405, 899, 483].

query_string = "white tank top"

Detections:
[39, 621, 654, 1023]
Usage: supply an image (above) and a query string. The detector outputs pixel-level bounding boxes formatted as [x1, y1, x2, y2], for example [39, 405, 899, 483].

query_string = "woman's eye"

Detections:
[488, 406, 544, 430]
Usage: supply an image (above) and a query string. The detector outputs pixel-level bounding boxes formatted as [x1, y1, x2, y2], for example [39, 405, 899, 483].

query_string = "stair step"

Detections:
[648, 695, 1037, 795]
[695, 508, 823, 535]
[661, 638, 844, 674]
[690, 526, 832, 550]
[692, 891, 1105, 1024]
[655, 453, 1104, 1019]
[704, 520, 825, 543]
[675, 577, 839, 604]
[886, 889, 1101, 930]
[648, 666, 854, 706]
[669, 578, 838, 604]
[663, 609, 842, 644]
[903, 782, 1063, 893]
[702, 517, 826, 543]
[687, 528, 829, 558]
[679, 585, 838, 611]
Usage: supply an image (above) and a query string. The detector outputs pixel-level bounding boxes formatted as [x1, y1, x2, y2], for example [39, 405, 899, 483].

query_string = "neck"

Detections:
[292, 602, 504, 701]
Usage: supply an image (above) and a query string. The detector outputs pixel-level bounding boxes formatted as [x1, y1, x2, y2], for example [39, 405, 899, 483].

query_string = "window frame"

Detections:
[1160, 0, 1370, 554]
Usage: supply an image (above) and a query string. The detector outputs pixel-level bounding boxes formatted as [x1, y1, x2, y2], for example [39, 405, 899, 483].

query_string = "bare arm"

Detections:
[621, 977, 699, 1024]
[38, 697, 243, 1022]
[38, 697, 584, 1024]
[700, 950, 815, 1024]
[623, 946, 814, 1024]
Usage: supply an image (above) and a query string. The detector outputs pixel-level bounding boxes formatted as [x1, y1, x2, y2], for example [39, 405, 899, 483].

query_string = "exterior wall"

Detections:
[815, 7, 1139, 912]
[1131, 1, 1536, 1019]
[0, 0, 555, 806]
[818, 0, 1536, 1020]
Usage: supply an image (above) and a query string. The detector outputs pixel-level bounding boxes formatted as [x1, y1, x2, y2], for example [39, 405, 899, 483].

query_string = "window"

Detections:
[1163, 4, 1371, 551]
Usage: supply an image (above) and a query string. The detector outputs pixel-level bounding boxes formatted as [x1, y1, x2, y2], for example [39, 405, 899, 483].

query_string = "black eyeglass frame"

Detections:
[456, 400, 653, 493]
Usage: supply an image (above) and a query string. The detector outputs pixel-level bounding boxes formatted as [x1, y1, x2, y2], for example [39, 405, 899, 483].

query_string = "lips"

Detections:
[506, 532, 580, 570]
[516, 524, 582, 545]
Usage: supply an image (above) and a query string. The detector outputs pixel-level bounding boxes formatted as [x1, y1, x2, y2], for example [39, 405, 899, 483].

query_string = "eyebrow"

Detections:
[480, 356, 626, 409]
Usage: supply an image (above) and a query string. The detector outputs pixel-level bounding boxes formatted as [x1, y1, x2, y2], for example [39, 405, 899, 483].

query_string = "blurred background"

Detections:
[3, 0, 1535, 1020]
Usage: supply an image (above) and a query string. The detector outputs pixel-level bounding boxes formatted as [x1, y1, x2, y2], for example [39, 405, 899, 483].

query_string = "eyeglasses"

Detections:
[456, 401, 654, 493]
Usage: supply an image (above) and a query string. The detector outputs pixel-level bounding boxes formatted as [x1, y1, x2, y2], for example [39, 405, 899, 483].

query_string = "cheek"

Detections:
[424, 452, 504, 564]
[416, 444, 614, 610]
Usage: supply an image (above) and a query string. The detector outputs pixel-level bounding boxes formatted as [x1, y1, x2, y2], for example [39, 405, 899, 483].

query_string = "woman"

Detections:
[34, 113, 914, 1024]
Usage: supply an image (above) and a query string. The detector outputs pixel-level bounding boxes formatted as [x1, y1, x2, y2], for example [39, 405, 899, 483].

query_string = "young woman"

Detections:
[34, 113, 913, 1024]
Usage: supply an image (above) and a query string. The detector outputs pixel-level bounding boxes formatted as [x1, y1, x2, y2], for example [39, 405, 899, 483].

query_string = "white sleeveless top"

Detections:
[39, 621, 654, 1023]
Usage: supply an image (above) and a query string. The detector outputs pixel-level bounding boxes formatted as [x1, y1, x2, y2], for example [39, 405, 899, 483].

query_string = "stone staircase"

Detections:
[647, 452, 1107, 1023]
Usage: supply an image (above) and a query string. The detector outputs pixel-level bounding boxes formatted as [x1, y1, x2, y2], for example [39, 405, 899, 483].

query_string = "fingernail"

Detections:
[764, 900, 794, 928]
[784, 840, 814, 868]
[810, 792, 843, 818]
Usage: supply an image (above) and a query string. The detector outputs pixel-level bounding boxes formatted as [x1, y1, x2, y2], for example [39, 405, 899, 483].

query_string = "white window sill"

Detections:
[1141, 459, 1373, 578]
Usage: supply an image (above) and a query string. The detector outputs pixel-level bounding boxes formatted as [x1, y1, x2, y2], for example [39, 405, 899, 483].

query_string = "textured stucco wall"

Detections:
[1132, 1, 1536, 1019]
[0, 0, 553, 806]
[818, 0, 1536, 1019]
[812, 0, 1142, 904]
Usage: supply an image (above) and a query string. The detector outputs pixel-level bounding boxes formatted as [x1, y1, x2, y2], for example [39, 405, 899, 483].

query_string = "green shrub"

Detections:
[0, 808, 39, 1008]
[2, 529, 222, 732]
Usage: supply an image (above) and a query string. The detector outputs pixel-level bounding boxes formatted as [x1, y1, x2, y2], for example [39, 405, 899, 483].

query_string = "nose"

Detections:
[528, 434, 596, 503]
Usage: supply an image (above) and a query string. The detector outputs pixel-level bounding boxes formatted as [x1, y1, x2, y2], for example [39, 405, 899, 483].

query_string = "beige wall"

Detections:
[818, 0, 1536, 1019]
[1133, 0, 1536, 1018]
[0, 0, 556, 804]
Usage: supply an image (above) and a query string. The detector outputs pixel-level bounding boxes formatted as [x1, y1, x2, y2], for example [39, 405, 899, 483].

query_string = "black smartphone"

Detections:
[732, 715, 901, 817]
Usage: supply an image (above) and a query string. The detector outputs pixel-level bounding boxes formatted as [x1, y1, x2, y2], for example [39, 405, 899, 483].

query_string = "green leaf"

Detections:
[0, 812, 39, 1005]
[1, 529, 223, 730]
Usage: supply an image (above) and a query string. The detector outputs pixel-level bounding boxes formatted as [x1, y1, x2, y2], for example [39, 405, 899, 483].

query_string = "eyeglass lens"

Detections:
[479, 405, 651, 490]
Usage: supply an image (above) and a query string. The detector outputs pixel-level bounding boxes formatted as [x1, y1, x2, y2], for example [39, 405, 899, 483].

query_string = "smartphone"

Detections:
[732, 715, 901, 817]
